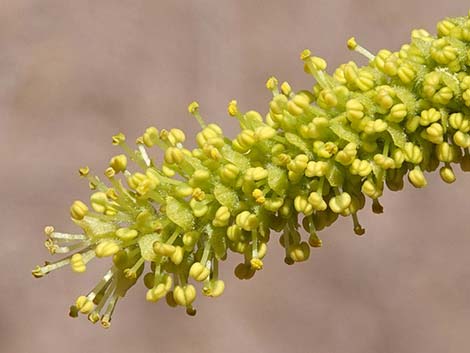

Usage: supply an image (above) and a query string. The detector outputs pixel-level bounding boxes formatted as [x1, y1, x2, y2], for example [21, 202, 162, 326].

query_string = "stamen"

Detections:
[188, 101, 207, 129]
[372, 198, 384, 214]
[351, 212, 365, 236]
[101, 295, 119, 329]
[347, 37, 375, 61]
[137, 144, 151, 167]
[88, 277, 116, 324]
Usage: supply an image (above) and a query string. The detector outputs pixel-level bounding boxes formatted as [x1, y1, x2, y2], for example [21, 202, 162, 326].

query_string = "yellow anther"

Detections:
[440, 166, 456, 184]
[266, 76, 278, 91]
[76, 296, 94, 314]
[142, 127, 159, 147]
[116, 228, 138, 241]
[164, 147, 184, 165]
[328, 192, 352, 214]
[254, 126, 276, 140]
[294, 195, 313, 216]
[153, 242, 176, 257]
[78, 166, 90, 177]
[189, 262, 210, 282]
[361, 180, 383, 199]
[453, 131, 470, 148]
[300, 49, 311, 61]
[346, 99, 365, 121]
[250, 258, 264, 270]
[236, 211, 259, 231]
[403, 142, 423, 164]
[112, 132, 126, 145]
[146, 283, 168, 302]
[408, 167, 427, 188]
[192, 187, 205, 201]
[95, 241, 120, 258]
[170, 246, 184, 265]
[104, 167, 115, 179]
[202, 280, 225, 297]
[213, 206, 231, 227]
[305, 161, 329, 177]
[44, 225, 54, 236]
[281, 81, 292, 96]
[347, 37, 357, 50]
[90, 192, 108, 213]
[173, 285, 196, 307]
[288, 242, 310, 262]
[388, 103, 407, 123]
[335, 142, 357, 166]
[307, 192, 327, 211]
[227, 100, 239, 117]
[70, 253, 86, 273]
[70, 200, 88, 220]
[188, 101, 199, 114]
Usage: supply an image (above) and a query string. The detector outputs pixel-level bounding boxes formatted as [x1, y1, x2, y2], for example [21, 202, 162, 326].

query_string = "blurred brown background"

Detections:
[2, 1, 470, 352]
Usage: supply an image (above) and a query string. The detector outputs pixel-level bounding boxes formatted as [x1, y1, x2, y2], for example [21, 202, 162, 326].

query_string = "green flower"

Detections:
[33, 12, 470, 328]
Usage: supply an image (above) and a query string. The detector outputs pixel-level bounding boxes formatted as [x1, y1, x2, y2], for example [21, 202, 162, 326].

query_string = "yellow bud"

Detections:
[70, 253, 86, 273]
[95, 241, 120, 258]
[70, 200, 88, 220]
[189, 262, 210, 282]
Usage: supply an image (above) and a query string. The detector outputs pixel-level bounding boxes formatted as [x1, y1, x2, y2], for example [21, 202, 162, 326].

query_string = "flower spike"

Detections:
[33, 12, 470, 327]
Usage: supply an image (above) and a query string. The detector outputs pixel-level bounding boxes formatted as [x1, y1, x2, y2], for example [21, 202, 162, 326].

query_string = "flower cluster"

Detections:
[33, 12, 470, 328]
